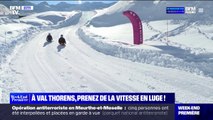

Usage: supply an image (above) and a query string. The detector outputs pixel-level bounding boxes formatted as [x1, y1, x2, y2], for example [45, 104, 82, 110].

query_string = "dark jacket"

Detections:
[59, 37, 66, 44]
[46, 35, 53, 41]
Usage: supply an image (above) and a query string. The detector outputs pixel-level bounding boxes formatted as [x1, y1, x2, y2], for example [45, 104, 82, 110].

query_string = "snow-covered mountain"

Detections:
[0, 1, 213, 104]
[0, 1, 115, 13]
[0, 4, 10, 14]
[90, 0, 213, 27]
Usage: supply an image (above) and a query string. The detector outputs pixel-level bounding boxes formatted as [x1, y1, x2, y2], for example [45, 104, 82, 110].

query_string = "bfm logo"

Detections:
[10, 6, 20, 15]
[9, 6, 33, 15]
[185, 7, 196, 14]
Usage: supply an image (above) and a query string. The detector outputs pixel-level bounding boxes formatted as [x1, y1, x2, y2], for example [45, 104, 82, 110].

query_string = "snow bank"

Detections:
[0, 26, 39, 64]
[78, 27, 213, 78]
[55, 11, 82, 28]
[37, 13, 65, 24]
[0, 23, 32, 43]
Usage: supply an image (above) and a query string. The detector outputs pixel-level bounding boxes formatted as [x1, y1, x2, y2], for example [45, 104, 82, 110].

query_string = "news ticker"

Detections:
[0, 93, 210, 120]
[10, 93, 174, 104]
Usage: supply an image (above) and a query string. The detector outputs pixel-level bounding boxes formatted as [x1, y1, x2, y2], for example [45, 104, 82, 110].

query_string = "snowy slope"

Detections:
[79, 23, 213, 77]
[19, 11, 80, 26]
[0, 10, 81, 65]
[0, 10, 82, 80]
[82, 0, 213, 78]
[0, 23, 31, 43]
[168, 25, 213, 52]
[1, 12, 212, 104]
[85, 20, 185, 45]
[0, 10, 82, 102]
[90, 1, 213, 27]
[0, 1, 213, 104]
[0, 4, 10, 15]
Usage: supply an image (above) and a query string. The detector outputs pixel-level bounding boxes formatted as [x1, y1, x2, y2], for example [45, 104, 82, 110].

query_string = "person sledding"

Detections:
[46, 33, 53, 42]
[58, 34, 66, 46]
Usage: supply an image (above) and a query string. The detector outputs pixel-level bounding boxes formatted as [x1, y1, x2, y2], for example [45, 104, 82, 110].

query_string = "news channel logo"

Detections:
[0, 6, 34, 15]
[185, 7, 196, 14]
[166, 6, 204, 14]
[10, 94, 29, 102]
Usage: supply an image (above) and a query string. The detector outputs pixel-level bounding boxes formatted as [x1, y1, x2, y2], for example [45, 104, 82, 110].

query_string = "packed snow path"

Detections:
[4, 12, 213, 103]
